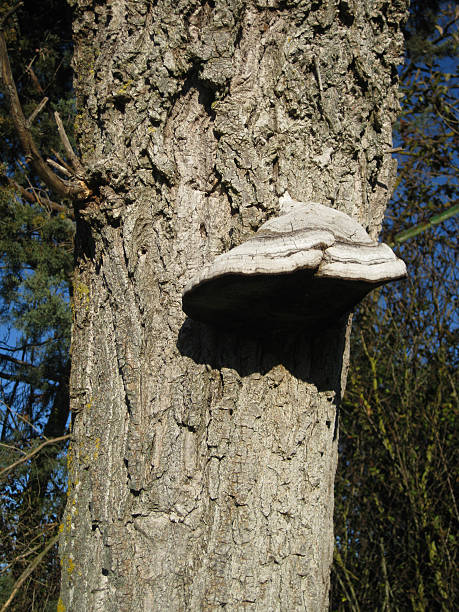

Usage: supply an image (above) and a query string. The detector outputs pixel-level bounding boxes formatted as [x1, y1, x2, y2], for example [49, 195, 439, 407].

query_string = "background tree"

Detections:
[0, 1, 75, 609]
[332, 2, 458, 609]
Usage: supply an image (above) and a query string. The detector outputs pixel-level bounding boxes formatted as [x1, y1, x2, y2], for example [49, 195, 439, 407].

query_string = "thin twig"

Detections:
[0, 351, 66, 383]
[3, 176, 74, 218]
[25, 56, 36, 73]
[46, 157, 72, 178]
[0, 337, 58, 352]
[0, 533, 59, 612]
[0, 433, 71, 479]
[380, 536, 391, 611]
[51, 148, 75, 175]
[26, 96, 48, 127]
[54, 111, 85, 176]
[0, 2, 23, 31]
[0, 441, 27, 456]
[26, 64, 45, 95]
[434, 427, 459, 522]
[44, 57, 64, 94]
[0, 352, 40, 370]
[0, 524, 57, 575]
[0, 542, 42, 575]
[432, 13, 458, 45]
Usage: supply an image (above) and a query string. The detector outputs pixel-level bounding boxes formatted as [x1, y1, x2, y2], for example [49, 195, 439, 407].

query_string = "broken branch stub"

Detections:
[182, 195, 407, 331]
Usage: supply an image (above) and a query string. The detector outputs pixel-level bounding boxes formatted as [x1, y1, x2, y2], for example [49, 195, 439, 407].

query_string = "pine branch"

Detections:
[0, 353, 40, 370]
[0, 2, 23, 30]
[0, 368, 61, 386]
[2, 175, 75, 218]
[0, 353, 66, 385]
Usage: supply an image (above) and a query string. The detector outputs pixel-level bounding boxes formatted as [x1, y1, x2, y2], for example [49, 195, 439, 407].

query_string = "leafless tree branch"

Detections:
[2, 175, 75, 218]
[26, 96, 48, 127]
[0, 31, 89, 200]
[46, 157, 72, 178]
[0, 434, 71, 480]
[54, 111, 86, 176]
[0, 533, 59, 612]
[51, 147, 75, 175]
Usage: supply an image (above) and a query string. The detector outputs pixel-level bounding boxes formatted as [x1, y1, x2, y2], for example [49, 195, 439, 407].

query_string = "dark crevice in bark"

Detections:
[312, 23, 331, 36]
[113, 96, 129, 114]
[371, 13, 385, 31]
[74, 217, 96, 265]
[349, 58, 370, 95]
[177, 421, 198, 433]
[147, 163, 175, 187]
[234, 21, 244, 51]
[338, 1, 355, 26]
[178, 63, 218, 118]
[310, 0, 323, 9]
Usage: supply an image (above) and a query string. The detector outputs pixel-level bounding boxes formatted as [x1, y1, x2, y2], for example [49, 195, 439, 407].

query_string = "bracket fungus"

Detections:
[182, 194, 407, 331]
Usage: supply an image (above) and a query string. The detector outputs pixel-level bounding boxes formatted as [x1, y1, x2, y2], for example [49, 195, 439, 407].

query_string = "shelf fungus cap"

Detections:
[182, 194, 407, 331]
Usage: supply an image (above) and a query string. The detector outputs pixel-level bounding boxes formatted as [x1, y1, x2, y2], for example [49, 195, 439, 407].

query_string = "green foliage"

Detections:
[332, 3, 458, 610]
[0, 184, 73, 320]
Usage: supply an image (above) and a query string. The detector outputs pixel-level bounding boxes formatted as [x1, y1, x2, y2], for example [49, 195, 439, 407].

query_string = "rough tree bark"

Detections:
[59, 1, 408, 610]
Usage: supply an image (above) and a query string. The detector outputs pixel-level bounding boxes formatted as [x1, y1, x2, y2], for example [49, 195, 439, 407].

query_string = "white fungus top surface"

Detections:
[184, 198, 407, 295]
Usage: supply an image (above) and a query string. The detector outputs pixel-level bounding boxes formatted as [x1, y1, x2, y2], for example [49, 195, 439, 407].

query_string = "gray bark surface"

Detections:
[60, 1, 408, 610]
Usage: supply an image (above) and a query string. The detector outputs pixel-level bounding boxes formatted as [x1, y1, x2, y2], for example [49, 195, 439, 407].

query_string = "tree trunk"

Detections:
[60, 1, 407, 609]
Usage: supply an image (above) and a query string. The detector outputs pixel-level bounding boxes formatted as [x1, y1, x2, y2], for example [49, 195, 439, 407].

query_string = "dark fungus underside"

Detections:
[182, 269, 380, 332]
